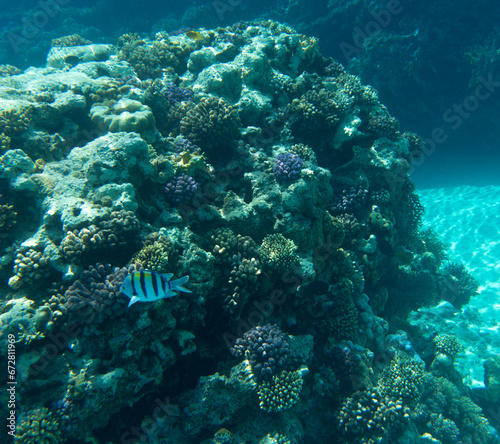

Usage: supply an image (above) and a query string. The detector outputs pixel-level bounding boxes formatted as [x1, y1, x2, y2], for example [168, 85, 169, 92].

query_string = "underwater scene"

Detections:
[1, 1, 500, 443]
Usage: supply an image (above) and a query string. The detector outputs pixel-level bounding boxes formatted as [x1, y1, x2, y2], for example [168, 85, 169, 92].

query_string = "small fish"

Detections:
[120, 270, 191, 308]
[377, 237, 413, 264]
[376, 236, 395, 256]
[394, 250, 413, 265]
[297, 280, 336, 297]
[185, 30, 203, 41]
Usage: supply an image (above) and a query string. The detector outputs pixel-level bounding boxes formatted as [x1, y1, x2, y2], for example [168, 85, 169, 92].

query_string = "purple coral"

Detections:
[163, 83, 193, 105]
[273, 152, 305, 181]
[174, 138, 201, 154]
[164, 173, 200, 206]
[329, 186, 368, 215]
[63, 263, 140, 324]
[231, 324, 290, 379]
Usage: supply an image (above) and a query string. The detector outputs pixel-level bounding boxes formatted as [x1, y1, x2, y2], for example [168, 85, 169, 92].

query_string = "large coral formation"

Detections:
[0, 18, 495, 444]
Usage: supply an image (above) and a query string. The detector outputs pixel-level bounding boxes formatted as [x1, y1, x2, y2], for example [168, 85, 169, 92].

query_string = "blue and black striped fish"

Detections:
[120, 270, 191, 308]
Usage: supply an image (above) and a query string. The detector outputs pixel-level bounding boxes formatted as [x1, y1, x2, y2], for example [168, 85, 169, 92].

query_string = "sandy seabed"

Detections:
[415, 185, 500, 388]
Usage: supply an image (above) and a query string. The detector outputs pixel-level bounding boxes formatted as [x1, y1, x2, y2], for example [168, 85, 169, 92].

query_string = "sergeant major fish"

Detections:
[120, 270, 191, 308]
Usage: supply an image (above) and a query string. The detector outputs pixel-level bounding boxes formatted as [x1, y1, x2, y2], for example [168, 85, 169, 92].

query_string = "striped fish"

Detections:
[120, 270, 191, 308]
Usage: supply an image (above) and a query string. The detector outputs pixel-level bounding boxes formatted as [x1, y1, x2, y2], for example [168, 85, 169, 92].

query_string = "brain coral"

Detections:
[90, 98, 155, 133]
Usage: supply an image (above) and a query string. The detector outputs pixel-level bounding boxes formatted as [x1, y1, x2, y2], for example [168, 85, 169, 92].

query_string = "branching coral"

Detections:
[378, 351, 426, 406]
[59, 210, 140, 265]
[118, 33, 201, 79]
[8, 247, 49, 290]
[273, 152, 305, 181]
[337, 387, 410, 443]
[258, 370, 303, 412]
[365, 106, 400, 140]
[180, 96, 241, 158]
[51, 34, 92, 47]
[433, 334, 464, 359]
[259, 233, 299, 272]
[131, 232, 178, 273]
[231, 324, 290, 380]
[329, 186, 369, 216]
[15, 407, 64, 444]
[63, 263, 140, 324]
[0, 203, 17, 231]
[438, 263, 479, 308]
[225, 257, 261, 315]
[164, 173, 200, 206]
[288, 88, 350, 143]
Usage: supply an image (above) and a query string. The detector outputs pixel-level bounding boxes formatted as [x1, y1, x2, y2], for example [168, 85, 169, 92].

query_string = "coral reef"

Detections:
[0, 19, 495, 444]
